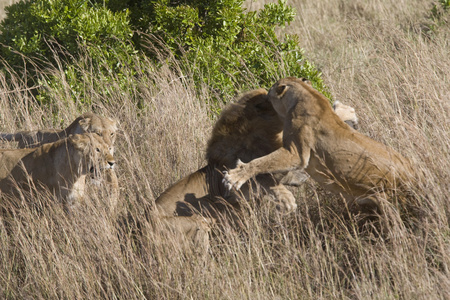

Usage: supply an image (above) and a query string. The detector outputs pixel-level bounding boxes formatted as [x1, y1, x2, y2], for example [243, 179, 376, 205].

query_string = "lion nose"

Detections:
[108, 161, 115, 168]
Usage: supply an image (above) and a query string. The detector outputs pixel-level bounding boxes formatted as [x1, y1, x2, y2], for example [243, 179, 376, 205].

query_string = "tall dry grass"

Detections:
[0, 0, 15, 21]
[1, 0, 449, 298]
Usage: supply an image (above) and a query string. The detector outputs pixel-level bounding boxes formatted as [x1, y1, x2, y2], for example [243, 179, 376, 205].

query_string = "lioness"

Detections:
[333, 100, 358, 130]
[223, 77, 414, 212]
[156, 88, 359, 218]
[0, 133, 115, 210]
[0, 112, 120, 210]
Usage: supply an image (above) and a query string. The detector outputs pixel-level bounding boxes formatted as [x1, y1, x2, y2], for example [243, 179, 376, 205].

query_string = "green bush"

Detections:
[125, 0, 329, 102]
[426, 0, 449, 30]
[0, 0, 329, 108]
[0, 0, 135, 104]
[431, 0, 450, 19]
[0, 0, 134, 68]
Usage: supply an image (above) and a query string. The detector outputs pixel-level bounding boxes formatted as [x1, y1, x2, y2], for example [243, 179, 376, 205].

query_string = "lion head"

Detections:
[68, 133, 116, 177]
[59, 133, 116, 208]
[333, 101, 359, 130]
[69, 112, 118, 154]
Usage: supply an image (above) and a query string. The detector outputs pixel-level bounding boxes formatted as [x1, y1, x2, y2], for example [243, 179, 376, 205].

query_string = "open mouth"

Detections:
[89, 164, 113, 180]
[89, 167, 103, 185]
[89, 166, 102, 179]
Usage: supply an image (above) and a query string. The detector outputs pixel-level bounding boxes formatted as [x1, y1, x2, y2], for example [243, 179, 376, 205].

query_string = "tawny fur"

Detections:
[0, 112, 117, 150]
[224, 77, 415, 211]
[0, 112, 120, 210]
[156, 88, 359, 218]
[155, 215, 215, 253]
[0, 133, 115, 210]
[333, 100, 359, 130]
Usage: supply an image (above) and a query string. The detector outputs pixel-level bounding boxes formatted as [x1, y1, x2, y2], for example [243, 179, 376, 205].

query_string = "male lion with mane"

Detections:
[0, 133, 115, 211]
[156, 88, 359, 218]
[224, 77, 415, 214]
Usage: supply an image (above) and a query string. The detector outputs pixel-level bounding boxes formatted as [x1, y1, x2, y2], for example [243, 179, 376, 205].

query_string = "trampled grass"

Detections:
[0, 0, 449, 298]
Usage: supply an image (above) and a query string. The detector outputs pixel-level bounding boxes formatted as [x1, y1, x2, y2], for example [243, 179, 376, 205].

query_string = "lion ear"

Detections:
[276, 84, 289, 97]
[78, 118, 91, 131]
[301, 77, 312, 85]
[332, 100, 341, 110]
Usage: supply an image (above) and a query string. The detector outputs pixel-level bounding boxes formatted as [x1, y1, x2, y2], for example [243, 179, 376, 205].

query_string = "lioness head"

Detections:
[71, 112, 118, 154]
[333, 101, 359, 130]
[68, 133, 116, 177]
[268, 77, 334, 118]
[268, 77, 306, 118]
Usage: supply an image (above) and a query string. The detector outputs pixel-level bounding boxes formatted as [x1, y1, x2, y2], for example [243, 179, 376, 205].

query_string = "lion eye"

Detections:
[111, 132, 115, 136]
[96, 132, 103, 137]
[96, 148, 100, 153]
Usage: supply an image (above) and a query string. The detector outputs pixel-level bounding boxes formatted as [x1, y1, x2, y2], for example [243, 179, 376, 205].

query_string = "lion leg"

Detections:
[268, 184, 298, 213]
[223, 146, 302, 190]
[158, 215, 214, 254]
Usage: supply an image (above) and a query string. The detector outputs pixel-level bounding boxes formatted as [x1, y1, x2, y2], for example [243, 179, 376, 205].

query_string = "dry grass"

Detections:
[0, 0, 16, 21]
[1, 0, 449, 298]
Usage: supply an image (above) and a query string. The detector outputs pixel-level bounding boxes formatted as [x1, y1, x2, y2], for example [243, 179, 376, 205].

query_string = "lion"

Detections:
[156, 88, 359, 218]
[223, 77, 415, 213]
[0, 112, 120, 210]
[0, 133, 115, 211]
[333, 100, 358, 130]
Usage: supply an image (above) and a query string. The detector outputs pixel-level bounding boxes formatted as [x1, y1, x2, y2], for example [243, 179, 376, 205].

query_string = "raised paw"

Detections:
[222, 159, 251, 191]
[222, 171, 234, 190]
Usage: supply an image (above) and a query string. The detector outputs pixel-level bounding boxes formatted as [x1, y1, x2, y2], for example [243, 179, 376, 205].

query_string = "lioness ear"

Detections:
[78, 118, 91, 131]
[275, 84, 289, 97]
[301, 78, 312, 86]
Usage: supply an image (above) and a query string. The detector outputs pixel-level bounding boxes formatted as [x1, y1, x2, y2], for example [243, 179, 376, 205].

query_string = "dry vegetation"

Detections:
[0, 0, 15, 20]
[1, 0, 449, 298]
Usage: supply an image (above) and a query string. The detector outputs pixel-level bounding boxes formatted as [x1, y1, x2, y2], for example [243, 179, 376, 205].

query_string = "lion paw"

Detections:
[279, 169, 309, 186]
[270, 184, 297, 213]
[222, 159, 250, 191]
